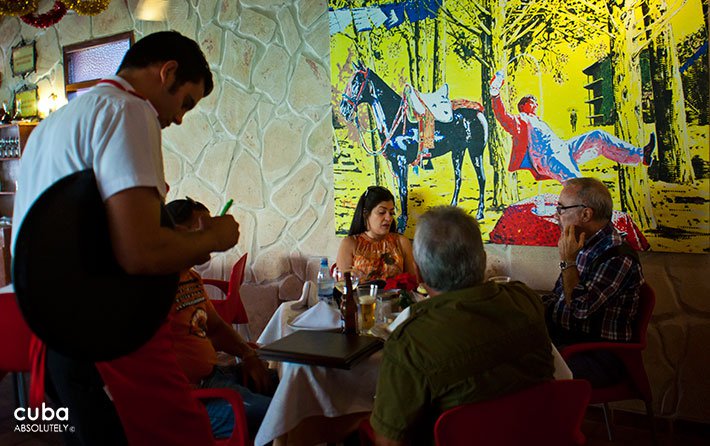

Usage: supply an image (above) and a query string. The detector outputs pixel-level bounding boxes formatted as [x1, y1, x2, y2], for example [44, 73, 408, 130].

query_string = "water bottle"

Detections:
[317, 257, 335, 305]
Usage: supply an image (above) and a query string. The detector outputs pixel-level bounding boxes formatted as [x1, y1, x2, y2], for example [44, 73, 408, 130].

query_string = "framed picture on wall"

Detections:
[13, 85, 39, 119]
[11, 40, 37, 77]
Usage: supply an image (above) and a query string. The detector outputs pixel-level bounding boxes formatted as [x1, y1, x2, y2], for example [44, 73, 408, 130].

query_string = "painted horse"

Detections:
[339, 62, 488, 230]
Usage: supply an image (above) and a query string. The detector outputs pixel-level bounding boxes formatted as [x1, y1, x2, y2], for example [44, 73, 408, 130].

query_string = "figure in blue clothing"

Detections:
[490, 71, 656, 182]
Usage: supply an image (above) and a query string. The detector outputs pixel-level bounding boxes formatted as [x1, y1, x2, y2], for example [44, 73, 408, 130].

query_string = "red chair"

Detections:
[360, 380, 590, 446]
[1, 293, 251, 445]
[561, 283, 657, 442]
[0, 292, 32, 408]
[204, 253, 250, 340]
[193, 388, 251, 446]
[359, 418, 376, 445]
[434, 380, 590, 446]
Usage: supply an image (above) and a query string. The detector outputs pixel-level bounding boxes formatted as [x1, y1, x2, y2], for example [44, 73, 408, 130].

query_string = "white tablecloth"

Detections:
[254, 300, 571, 445]
[255, 302, 382, 446]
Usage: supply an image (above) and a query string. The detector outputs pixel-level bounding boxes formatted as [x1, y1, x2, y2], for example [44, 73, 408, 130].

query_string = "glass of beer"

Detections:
[357, 285, 377, 333]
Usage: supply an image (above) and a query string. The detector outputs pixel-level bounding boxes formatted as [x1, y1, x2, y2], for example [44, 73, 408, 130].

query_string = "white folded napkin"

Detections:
[291, 281, 314, 310]
[289, 301, 341, 330]
[388, 306, 412, 332]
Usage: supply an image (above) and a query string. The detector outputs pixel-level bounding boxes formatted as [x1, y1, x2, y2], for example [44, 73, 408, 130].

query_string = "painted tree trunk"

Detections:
[643, 0, 695, 184]
[432, 10, 446, 91]
[481, 0, 518, 209]
[609, 1, 656, 230]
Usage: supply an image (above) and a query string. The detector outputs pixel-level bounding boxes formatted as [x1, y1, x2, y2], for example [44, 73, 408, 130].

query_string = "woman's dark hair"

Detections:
[348, 186, 397, 236]
[117, 31, 214, 96]
[164, 197, 209, 226]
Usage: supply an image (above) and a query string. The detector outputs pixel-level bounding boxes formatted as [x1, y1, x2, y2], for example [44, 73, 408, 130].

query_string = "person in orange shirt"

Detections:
[336, 186, 416, 283]
[165, 198, 275, 439]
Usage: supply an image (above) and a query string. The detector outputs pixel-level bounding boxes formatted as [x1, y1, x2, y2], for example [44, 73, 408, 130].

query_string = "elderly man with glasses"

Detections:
[542, 177, 645, 387]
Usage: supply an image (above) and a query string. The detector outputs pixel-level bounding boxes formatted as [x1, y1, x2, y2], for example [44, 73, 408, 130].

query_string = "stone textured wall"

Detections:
[1, 0, 708, 424]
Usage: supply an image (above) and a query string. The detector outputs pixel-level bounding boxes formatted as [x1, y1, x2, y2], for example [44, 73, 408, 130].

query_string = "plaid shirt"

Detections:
[543, 223, 643, 341]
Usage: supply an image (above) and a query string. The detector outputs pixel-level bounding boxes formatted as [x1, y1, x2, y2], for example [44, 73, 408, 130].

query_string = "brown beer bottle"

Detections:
[341, 271, 357, 335]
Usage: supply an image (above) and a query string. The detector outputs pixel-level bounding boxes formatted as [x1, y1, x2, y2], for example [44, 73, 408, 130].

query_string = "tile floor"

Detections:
[1, 374, 708, 445]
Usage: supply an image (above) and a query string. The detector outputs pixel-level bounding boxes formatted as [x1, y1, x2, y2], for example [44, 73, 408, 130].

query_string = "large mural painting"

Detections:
[330, 0, 709, 253]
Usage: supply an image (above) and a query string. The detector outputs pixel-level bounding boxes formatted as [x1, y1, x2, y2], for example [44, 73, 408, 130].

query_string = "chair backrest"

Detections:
[0, 292, 32, 372]
[226, 253, 249, 325]
[434, 379, 591, 446]
[634, 283, 655, 347]
[192, 388, 249, 446]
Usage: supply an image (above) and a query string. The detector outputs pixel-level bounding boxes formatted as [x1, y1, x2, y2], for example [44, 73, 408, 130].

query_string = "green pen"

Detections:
[219, 199, 234, 216]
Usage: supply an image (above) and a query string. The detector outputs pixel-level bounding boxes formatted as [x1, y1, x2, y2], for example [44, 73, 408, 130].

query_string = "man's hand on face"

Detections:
[558, 224, 585, 263]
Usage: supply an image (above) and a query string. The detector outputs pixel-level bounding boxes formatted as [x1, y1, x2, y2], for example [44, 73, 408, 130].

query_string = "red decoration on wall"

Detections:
[20, 1, 67, 29]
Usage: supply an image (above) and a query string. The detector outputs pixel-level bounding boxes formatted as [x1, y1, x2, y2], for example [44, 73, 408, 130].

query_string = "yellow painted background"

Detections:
[330, 0, 709, 253]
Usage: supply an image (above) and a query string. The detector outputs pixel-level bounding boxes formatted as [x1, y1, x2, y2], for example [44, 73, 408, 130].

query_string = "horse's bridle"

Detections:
[341, 67, 408, 157]
[341, 68, 370, 120]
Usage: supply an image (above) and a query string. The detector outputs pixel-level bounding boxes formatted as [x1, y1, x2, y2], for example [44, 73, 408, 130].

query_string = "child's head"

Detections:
[165, 197, 210, 230]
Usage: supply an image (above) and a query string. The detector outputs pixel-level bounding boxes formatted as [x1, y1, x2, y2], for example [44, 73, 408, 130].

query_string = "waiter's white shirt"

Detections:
[11, 76, 166, 255]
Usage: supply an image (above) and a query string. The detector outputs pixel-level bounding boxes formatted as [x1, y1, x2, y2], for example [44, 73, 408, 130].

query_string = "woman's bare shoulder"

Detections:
[338, 235, 359, 251]
[342, 234, 359, 244]
[396, 234, 412, 246]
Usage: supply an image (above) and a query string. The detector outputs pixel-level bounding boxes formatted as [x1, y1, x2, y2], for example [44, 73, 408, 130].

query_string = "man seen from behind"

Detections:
[370, 206, 554, 445]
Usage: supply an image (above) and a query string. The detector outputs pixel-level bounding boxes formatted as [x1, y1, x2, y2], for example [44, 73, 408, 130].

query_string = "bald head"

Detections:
[563, 177, 613, 222]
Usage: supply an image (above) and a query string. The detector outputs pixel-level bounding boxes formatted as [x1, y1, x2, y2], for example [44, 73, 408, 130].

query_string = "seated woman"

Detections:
[336, 186, 416, 282]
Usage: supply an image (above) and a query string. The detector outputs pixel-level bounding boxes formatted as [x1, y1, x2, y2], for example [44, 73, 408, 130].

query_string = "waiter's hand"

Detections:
[199, 215, 240, 252]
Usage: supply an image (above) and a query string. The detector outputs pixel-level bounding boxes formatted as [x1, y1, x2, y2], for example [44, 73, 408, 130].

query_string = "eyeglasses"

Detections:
[555, 204, 587, 214]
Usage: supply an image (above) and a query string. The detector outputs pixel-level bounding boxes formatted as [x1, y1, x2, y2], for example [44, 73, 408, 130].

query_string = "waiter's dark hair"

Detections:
[117, 31, 213, 96]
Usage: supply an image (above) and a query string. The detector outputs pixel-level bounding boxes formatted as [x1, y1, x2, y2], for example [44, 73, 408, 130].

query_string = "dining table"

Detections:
[255, 301, 382, 446]
[254, 288, 572, 445]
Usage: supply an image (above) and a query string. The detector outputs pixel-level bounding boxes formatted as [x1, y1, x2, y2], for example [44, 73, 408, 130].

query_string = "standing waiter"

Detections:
[12, 31, 238, 445]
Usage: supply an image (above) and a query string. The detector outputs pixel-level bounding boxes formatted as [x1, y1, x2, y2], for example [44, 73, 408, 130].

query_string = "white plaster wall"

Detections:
[1, 0, 708, 424]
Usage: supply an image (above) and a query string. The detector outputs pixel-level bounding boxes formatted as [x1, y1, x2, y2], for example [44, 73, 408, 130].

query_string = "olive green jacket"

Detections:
[370, 281, 554, 444]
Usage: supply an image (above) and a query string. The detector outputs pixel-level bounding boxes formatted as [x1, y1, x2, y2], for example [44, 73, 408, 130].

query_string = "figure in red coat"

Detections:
[489, 71, 655, 182]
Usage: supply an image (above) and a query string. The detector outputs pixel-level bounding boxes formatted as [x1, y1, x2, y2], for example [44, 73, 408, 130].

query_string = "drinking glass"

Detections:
[375, 294, 393, 325]
[332, 267, 360, 294]
[357, 284, 377, 333]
